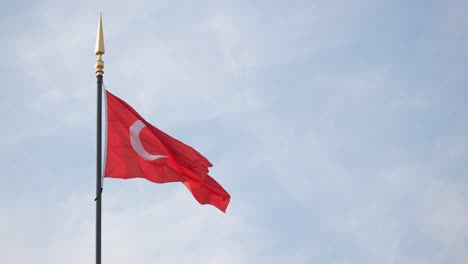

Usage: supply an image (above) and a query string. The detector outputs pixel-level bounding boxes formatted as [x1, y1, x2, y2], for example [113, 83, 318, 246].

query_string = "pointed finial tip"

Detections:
[95, 14, 105, 75]
[95, 14, 105, 56]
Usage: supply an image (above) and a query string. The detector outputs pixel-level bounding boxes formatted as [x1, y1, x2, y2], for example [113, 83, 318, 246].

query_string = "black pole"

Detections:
[96, 74, 103, 264]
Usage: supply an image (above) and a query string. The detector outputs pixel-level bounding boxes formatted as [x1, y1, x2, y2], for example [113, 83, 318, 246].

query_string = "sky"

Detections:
[1, 0, 468, 263]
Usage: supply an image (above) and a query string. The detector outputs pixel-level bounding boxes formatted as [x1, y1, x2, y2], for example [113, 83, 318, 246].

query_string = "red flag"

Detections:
[104, 90, 230, 212]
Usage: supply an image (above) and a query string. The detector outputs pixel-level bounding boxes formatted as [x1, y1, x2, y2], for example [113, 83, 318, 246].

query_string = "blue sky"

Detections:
[1, 0, 468, 263]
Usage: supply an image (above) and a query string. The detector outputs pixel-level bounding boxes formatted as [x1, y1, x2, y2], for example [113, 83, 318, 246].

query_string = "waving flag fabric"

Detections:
[104, 90, 230, 212]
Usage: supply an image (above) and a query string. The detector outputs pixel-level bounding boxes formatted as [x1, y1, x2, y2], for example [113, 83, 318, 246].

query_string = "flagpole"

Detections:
[95, 14, 105, 264]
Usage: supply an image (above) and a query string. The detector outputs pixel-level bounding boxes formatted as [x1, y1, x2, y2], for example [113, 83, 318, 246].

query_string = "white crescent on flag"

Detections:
[129, 120, 167, 161]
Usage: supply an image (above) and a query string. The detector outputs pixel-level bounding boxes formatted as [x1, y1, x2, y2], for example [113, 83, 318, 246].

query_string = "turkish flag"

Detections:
[104, 90, 230, 212]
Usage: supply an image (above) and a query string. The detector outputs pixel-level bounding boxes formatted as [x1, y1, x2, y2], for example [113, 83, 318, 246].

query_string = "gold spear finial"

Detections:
[95, 14, 105, 75]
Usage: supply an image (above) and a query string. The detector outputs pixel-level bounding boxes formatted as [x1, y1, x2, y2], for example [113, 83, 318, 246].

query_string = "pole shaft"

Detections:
[96, 74, 103, 264]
